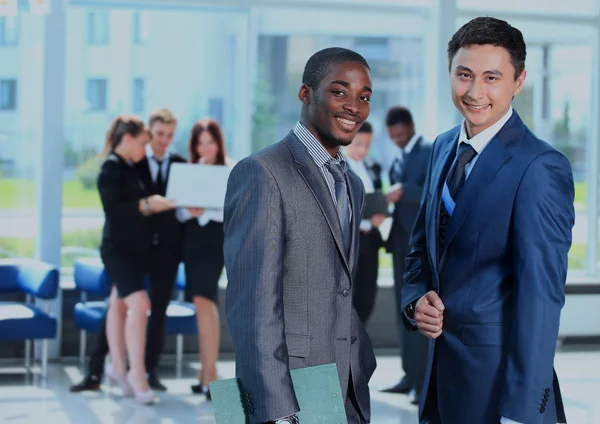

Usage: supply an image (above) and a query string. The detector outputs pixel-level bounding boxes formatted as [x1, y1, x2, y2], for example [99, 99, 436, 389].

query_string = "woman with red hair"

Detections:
[179, 118, 235, 398]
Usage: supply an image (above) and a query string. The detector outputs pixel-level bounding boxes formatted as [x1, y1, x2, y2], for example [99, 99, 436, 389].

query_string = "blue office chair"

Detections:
[165, 263, 197, 371]
[72, 257, 111, 366]
[74, 259, 196, 371]
[0, 259, 59, 378]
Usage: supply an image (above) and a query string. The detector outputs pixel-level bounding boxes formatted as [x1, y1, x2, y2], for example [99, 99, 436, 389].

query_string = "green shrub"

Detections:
[75, 157, 102, 190]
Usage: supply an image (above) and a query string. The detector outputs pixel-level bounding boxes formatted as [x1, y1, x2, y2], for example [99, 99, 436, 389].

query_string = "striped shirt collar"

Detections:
[293, 121, 346, 168]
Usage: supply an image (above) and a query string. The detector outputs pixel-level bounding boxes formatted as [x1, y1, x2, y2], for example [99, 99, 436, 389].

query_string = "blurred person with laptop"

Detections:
[175, 118, 236, 399]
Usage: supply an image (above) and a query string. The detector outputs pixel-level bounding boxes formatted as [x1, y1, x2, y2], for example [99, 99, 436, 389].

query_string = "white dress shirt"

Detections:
[146, 145, 170, 182]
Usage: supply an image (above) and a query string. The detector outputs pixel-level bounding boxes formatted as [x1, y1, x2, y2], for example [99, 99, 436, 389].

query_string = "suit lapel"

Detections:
[284, 133, 351, 274]
[428, 133, 458, 271]
[438, 111, 525, 267]
[346, 172, 361, 271]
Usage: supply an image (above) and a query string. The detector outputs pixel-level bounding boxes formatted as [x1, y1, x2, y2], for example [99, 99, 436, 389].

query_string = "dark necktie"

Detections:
[438, 142, 477, 257]
[446, 142, 477, 201]
[325, 161, 351, 254]
[154, 157, 165, 194]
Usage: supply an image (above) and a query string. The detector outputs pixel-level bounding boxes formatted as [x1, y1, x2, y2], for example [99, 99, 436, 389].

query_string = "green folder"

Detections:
[209, 363, 348, 424]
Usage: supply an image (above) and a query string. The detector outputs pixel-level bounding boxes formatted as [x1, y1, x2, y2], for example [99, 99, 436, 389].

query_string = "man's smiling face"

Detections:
[450, 44, 526, 137]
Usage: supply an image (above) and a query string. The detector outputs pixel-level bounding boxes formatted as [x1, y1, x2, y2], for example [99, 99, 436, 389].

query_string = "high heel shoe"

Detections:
[190, 381, 211, 400]
[127, 374, 156, 405]
[105, 364, 133, 397]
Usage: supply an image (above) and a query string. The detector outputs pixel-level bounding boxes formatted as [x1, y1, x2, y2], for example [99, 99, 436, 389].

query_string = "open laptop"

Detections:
[166, 162, 231, 209]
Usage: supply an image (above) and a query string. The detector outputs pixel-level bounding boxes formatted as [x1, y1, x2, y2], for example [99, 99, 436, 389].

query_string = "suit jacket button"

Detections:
[342, 289, 350, 297]
[351, 336, 357, 344]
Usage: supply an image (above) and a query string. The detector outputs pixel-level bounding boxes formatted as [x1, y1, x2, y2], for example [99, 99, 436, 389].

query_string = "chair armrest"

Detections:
[16, 259, 59, 299]
[73, 257, 112, 297]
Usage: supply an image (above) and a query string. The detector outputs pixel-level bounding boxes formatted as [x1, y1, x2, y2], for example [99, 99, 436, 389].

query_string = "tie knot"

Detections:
[154, 157, 163, 166]
[457, 142, 477, 165]
[325, 160, 347, 182]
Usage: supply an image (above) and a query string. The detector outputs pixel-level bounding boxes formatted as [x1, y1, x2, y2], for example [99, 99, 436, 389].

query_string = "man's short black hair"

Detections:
[385, 106, 413, 128]
[358, 121, 372, 134]
[302, 47, 370, 89]
[448, 17, 526, 80]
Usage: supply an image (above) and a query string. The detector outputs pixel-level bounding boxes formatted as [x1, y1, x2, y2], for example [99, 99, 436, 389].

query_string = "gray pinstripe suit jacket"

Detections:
[223, 131, 377, 423]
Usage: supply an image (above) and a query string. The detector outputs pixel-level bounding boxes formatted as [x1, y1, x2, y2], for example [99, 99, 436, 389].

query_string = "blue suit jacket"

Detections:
[401, 111, 574, 424]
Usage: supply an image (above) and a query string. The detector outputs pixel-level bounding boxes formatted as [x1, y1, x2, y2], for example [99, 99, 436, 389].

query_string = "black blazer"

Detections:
[98, 153, 151, 253]
[359, 157, 384, 254]
[134, 152, 187, 250]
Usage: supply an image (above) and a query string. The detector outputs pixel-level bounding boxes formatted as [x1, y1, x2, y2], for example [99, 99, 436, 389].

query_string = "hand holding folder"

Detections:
[210, 363, 348, 424]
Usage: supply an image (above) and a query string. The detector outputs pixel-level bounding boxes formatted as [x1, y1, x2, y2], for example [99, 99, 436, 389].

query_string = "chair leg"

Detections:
[79, 330, 86, 367]
[176, 334, 183, 377]
[41, 339, 48, 379]
[24, 339, 31, 373]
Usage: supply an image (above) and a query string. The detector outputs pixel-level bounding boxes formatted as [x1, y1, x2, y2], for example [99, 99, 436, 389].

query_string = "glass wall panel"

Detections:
[59, 7, 247, 271]
[0, 14, 44, 261]
[458, 0, 598, 16]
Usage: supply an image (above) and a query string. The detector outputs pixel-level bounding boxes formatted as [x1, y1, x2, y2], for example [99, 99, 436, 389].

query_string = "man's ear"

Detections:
[298, 83, 312, 105]
[513, 69, 527, 97]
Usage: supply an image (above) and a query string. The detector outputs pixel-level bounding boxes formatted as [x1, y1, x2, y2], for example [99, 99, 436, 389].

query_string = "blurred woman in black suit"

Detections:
[345, 122, 386, 324]
[97, 115, 175, 404]
[178, 118, 235, 397]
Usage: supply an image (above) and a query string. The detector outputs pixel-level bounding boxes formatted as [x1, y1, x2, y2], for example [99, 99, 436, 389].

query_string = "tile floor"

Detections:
[0, 349, 598, 423]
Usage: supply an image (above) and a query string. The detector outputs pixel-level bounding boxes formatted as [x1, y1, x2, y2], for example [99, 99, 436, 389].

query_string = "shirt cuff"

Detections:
[176, 207, 192, 222]
[359, 219, 372, 232]
[501, 417, 523, 424]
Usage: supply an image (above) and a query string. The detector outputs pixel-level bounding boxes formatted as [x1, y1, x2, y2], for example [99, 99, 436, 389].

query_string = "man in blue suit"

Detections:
[401, 17, 574, 424]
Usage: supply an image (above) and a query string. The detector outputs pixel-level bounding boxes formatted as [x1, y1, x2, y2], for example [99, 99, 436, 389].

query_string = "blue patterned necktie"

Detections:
[438, 142, 478, 258]
[325, 161, 351, 254]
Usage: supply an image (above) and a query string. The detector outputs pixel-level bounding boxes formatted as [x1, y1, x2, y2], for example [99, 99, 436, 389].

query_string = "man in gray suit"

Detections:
[382, 106, 432, 405]
[224, 47, 377, 424]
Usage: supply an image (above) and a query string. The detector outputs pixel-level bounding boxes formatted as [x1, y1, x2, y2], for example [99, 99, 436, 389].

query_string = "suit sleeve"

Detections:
[223, 158, 299, 423]
[498, 151, 574, 423]
[400, 144, 436, 328]
[97, 161, 142, 217]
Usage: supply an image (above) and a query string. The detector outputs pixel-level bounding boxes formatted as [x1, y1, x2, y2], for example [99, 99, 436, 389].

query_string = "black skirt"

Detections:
[182, 220, 224, 303]
[100, 245, 148, 298]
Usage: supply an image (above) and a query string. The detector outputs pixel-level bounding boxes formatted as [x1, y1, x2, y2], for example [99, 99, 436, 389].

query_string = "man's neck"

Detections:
[150, 146, 166, 160]
[300, 120, 339, 158]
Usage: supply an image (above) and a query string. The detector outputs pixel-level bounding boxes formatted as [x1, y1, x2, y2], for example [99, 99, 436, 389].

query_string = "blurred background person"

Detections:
[97, 115, 175, 404]
[134, 108, 186, 391]
[178, 118, 235, 399]
[70, 109, 185, 393]
[381, 106, 431, 405]
[344, 121, 386, 325]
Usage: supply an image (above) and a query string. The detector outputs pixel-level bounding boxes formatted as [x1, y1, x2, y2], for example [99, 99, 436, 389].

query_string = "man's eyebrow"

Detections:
[330, 80, 350, 88]
[330, 80, 372, 93]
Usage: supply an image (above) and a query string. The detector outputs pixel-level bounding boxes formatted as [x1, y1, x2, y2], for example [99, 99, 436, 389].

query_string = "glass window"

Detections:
[63, 7, 247, 270]
[0, 79, 17, 110]
[511, 40, 593, 275]
[0, 16, 18, 46]
[85, 78, 107, 111]
[0, 16, 43, 263]
[255, 35, 424, 166]
[87, 11, 109, 45]
[132, 11, 149, 45]
[458, 0, 597, 16]
[132, 77, 144, 113]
